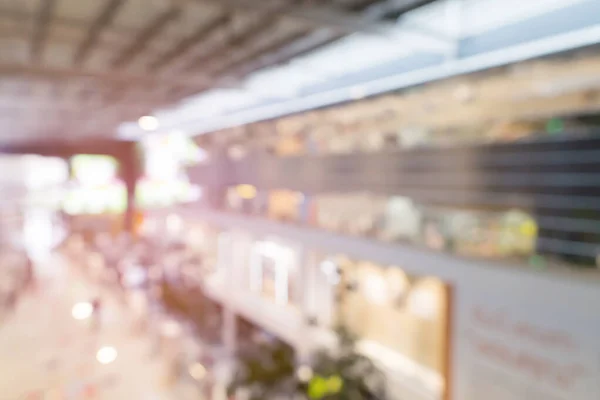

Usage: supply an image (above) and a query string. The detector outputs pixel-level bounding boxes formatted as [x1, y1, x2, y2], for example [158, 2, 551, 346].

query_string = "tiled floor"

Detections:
[0, 256, 200, 400]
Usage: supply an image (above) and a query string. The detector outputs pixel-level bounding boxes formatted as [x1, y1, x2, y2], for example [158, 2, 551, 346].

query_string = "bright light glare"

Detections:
[189, 363, 207, 380]
[320, 260, 340, 285]
[138, 115, 160, 131]
[258, 241, 293, 261]
[297, 365, 313, 382]
[71, 302, 93, 320]
[96, 346, 118, 365]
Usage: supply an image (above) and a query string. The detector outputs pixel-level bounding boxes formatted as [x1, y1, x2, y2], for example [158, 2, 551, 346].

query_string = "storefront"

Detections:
[248, 238, 301, 308]
[314, 254, 450, 400]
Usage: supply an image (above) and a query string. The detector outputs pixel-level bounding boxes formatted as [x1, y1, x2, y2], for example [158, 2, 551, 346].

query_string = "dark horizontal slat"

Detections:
[536, 237, 600, 258]
[537, 216, 600, 234]
[325, 172, 600, 190]
[148, 13, 230, 71]
[189, 134, 600, 213]
[381, 150, 600, 171]
[112, 7, 181, 68]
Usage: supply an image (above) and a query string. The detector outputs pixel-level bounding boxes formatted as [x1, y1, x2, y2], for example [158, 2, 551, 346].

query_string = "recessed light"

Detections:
[71, 302, 93, 320]
[138, 115, 159, 131]
[96, 346, 118, 365]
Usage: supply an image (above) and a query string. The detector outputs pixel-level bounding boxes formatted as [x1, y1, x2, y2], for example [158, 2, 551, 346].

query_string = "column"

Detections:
[119, 143, 141, 235]
[296, 246, 316, 364]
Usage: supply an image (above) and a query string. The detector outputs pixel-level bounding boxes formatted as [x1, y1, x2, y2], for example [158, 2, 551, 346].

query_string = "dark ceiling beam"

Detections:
[73, 0, 127, 65]
[236, 29, 342, 77]
[0, 99, 165, 112]
[371, 0, 440, 18]
[31, 0, 57, 62]
[111, 6, 182, 68]
[0, 63, 211, 87]
[148, 12, 230, 72]
[182, 18, 281, 73]
[216, 29, 309, 77]
[1, 7, 148, 47]
[0, 139, 136, 159]
[196, 0, 439, 36]
[220, 0, 442, 79]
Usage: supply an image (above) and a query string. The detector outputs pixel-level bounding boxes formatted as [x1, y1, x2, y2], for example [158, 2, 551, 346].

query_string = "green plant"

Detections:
[228, 326, 387, 400]
[228, 339, 298, 400]
[307, 326, 386, 400]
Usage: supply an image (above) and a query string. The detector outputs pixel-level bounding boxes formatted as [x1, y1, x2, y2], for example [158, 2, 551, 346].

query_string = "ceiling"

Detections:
[0, 0, 439, 144]
[118, 0, 600, 138]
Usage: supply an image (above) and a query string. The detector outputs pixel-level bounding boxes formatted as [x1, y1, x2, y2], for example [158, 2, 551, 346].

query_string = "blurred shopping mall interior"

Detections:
[1, 0, 600, 399]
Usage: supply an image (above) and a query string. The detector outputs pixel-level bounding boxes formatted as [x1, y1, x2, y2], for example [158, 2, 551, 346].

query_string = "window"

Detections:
[249, 240, 298, 307]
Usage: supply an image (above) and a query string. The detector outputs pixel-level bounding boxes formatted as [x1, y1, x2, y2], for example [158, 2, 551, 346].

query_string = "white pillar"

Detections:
[295, 246, 317, 364]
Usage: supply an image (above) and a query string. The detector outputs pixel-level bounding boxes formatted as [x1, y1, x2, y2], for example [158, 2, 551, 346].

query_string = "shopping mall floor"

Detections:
[0, 255, 199, 400]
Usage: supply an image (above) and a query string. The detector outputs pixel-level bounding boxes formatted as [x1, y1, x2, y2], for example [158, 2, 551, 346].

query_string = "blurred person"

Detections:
[22, 253, 36, 293]
[3, 288, 18, 316]
[0, 253, 21, 317]
[91, 296, 103, 332]
[129, 288, 149, 335]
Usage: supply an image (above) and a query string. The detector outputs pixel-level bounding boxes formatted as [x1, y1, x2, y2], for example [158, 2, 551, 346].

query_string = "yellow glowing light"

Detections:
[236, 184, 257, 200]
[520, 220, 538, 237]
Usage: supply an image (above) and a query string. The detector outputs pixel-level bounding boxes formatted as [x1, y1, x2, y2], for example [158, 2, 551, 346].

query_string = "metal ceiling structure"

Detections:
[0, 0, 440, 144]
[116, 0, 600, 139]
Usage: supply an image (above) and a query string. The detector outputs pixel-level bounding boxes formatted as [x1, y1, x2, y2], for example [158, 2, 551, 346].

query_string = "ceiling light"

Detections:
[71, 302, 93, 320]
[138, 115, 159, 131]
[96, 346, 118, 365]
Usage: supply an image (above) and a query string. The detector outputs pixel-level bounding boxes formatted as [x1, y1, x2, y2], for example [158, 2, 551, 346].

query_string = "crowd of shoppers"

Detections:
[60, 231, 210, 394]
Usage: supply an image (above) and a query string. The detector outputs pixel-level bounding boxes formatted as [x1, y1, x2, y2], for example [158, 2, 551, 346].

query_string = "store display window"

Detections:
[334, 258, 449, 378]
[421, 207, 538, 260]
[380, 196, 422, 243]
[249, 239, 299, 307]
[137, 131, 204, 209]
[63, 155, 126, 215]
[267, 190, 304, 222]
[226, 184, 267, 215]
[314, 193, 386, 237]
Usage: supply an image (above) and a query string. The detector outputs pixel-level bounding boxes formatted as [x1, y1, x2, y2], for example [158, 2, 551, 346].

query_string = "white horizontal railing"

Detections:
[166, 207, 600, 295]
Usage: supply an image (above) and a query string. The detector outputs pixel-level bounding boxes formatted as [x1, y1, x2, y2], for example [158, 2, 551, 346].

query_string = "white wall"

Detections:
[452, 266, 600, 400]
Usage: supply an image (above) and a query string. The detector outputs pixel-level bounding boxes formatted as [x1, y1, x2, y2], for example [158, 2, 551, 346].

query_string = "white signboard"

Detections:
[453, 269, 600, 400]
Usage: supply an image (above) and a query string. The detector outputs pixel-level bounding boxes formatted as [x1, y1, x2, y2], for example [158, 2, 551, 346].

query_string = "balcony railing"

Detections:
[188, 133, 600, 269]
